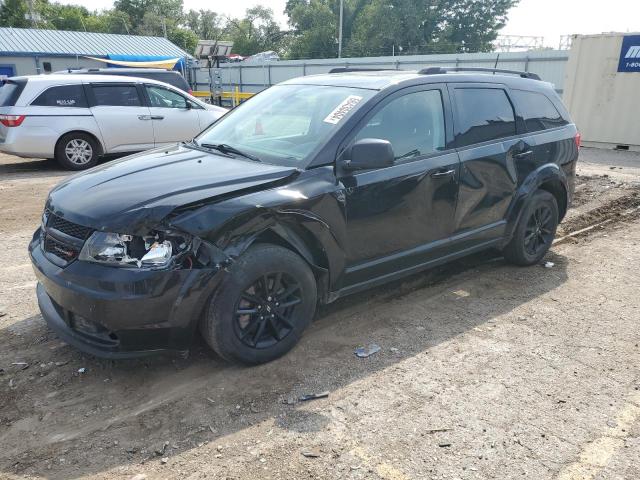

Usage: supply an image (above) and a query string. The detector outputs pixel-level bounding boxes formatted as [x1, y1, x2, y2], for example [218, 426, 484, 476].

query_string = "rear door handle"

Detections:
[150, 115, 164, 120]
[138, 115, 152, 120]
[431, 169, 456, 178]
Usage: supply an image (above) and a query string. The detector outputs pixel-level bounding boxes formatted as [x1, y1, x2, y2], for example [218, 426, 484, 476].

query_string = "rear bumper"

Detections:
[29, 229, 222, 358]
[0, 127, 56, 158]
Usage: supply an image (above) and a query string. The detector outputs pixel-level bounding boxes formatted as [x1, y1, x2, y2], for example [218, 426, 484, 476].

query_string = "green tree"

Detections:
[168, 27, 198, 53]
[226, 6, 284, 57]
[113, 0, 184, 35]
[0, 0, 47, 28]
[185, 9, 225, 41]
[42, 3, 91, 31]
[288, 0, 520, 58]
[285, 0, 337, 58]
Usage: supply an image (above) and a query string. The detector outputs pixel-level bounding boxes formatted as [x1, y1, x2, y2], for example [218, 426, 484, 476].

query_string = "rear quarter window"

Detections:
[31, 84, 88, 107]
[0, 80, 26, 107]
[454, 88, 516, 147]
[511, 89, 568, 132]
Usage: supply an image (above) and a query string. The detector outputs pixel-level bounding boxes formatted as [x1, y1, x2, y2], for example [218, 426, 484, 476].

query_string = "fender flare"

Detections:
[503, 163, 569, 244]
[210, 210, 340, 303]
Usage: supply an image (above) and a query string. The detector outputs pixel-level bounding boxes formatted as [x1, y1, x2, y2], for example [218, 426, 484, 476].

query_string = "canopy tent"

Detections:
[84, 55, 185, 70]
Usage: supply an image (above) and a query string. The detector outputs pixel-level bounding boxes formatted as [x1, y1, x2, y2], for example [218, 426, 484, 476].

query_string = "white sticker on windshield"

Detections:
[323, 95, 363, 124]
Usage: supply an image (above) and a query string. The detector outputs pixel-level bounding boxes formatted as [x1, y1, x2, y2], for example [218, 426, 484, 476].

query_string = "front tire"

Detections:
[55, 133, 100, 170]
[201, 244, 317, 364]
[503, 190, 559, 266]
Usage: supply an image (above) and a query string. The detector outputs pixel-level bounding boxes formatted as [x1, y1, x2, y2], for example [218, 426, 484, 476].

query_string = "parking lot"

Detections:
[1, 149, 639, 479]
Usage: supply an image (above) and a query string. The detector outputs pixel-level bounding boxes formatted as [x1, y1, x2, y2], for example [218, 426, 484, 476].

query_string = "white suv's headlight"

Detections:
[79, 231, 189, 269]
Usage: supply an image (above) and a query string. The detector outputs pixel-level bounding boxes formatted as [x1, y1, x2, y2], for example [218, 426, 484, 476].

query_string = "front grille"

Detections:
[46, 210, 93, 240]
[44, 234, 80, 262]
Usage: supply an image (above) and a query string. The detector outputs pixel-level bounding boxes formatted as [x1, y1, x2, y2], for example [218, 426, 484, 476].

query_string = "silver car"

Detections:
[0, 74, 226, 170]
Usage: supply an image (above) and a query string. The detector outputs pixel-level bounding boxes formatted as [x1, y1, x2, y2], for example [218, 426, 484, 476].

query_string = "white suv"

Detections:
[0, 74, 226, 170]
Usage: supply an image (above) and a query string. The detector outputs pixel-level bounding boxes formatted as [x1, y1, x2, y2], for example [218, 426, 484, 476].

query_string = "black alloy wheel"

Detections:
[524, 204, 555, 256]
[201, 244, 317, 364]
[233, 272, 302, 349]
[503, 189, 559, 266]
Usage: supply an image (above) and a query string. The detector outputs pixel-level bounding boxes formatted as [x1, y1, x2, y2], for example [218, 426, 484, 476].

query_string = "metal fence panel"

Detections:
[191, 50, 569, 96]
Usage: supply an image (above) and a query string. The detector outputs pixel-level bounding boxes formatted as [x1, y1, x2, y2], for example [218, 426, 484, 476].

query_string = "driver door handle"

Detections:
[138, 115, 152, 120]
[431, 169, 456, 178]
[150, 115, 164, 120]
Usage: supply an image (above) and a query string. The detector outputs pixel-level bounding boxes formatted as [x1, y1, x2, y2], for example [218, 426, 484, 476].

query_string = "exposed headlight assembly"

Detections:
[79, 230, 191, 269]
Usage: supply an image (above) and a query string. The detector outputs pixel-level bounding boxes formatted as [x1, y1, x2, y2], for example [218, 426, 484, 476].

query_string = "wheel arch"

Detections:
[55, 130, 105, 156]
[243, 223, 332, 303]
[504, 163, 569, 245]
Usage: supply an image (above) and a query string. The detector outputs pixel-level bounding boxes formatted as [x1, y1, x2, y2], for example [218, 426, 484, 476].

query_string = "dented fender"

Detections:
[168, 167, 349, 299]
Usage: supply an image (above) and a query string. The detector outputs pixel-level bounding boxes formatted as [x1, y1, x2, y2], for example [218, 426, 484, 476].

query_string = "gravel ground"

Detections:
[0, 150, 639, 480]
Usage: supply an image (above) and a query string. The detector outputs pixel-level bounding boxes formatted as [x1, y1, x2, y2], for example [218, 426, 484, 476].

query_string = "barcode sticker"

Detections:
[323, 95, 363, 124]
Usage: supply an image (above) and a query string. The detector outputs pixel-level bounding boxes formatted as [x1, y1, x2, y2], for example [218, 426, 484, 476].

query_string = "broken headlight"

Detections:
[78, 231, 191, 269]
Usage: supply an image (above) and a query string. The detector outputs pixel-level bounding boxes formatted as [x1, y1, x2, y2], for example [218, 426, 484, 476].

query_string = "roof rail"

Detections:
[328, 67, 399, 74]
[418, 66, 541, 80]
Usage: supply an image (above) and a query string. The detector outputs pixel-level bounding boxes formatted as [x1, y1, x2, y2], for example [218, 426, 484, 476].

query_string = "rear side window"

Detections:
[0, 80, 26, 107]
[454, 88, 516, 147]
[31, 85, 88, 107]
[511, 89, 568, 132]
[107, 71, 187, 91]
[91, 84, 141, 107]
[151, 74, 185, 90]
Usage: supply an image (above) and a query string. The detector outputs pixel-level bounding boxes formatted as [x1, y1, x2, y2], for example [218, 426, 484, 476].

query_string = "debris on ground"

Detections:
[155, 441, 169, 456]
[544, 261, 555, 268]
[161, 457, 168, 464]
[54, 360, 69, 367]
[298, 391, 329, 402]
[438, 442, 452, 448]
[77, 367, 86, 374]
[11, 362, 29, 370]
[354, 344, 381, 358]
[301, 449, 321, 458]
[424, 428, 451, 434]
[452, 289, 471, 298]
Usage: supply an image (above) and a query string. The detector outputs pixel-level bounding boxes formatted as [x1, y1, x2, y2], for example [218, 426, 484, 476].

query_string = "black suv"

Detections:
[62, 68, 192, 93]
[29, 67, 579, 364]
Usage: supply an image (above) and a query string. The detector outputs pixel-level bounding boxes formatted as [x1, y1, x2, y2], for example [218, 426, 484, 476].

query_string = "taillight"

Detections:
[575, 132, 581, 148]
[0, 114, 25, 127]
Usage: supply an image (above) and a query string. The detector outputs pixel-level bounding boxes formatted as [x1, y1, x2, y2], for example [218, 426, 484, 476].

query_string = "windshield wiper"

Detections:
[199, 143, 261, 162]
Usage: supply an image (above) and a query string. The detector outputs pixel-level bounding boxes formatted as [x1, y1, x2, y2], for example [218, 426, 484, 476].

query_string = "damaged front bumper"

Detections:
[29, 228, 223, 358]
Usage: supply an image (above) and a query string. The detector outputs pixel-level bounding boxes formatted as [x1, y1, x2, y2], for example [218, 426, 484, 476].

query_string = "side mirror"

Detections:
[342, 138, 395, 171]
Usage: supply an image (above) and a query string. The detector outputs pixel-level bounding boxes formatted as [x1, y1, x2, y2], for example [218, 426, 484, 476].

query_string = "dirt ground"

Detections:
[0, 148, 639, 480]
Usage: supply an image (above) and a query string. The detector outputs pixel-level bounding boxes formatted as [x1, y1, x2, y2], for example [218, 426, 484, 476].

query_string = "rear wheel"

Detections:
[55, 132, 100, 170]
[503, 190, 559, 266]
[201, 244, 317, 364]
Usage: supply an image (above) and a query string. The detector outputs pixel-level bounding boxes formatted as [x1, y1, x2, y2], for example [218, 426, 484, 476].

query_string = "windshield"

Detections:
[195, 84, 375, 167]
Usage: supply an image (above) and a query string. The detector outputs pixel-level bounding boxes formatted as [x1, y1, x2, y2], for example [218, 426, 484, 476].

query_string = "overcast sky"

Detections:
[62, 0, 640, 48]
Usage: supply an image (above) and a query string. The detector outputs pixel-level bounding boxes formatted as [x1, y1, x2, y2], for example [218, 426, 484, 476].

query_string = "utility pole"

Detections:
[162, 18, 167, 38]
[338, 0, 343, 58]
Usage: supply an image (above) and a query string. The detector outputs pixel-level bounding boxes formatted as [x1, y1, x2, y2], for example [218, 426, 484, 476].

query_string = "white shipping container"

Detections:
[563, 33, 640, 151]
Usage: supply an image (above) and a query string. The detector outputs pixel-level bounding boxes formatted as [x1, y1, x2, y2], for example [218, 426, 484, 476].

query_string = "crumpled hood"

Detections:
[47, 144, 299, 234]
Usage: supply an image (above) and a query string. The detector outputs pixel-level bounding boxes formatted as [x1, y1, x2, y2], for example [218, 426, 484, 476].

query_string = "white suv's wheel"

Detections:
[55, 133, 100, 170]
